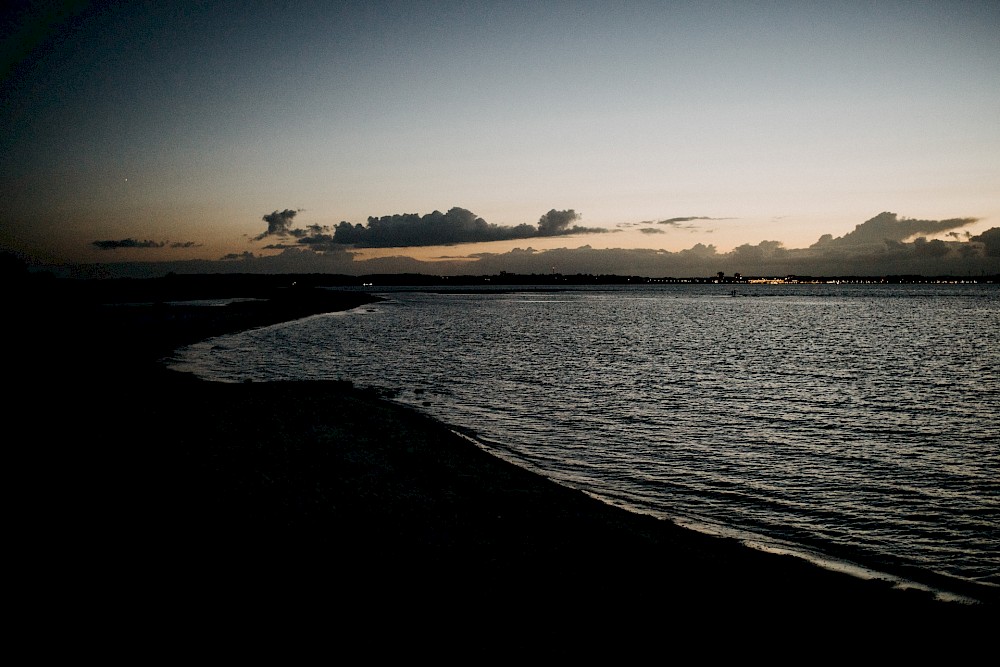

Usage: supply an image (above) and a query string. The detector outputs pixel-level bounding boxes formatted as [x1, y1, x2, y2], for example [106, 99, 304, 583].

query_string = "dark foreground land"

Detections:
[8, 275, 996, 652]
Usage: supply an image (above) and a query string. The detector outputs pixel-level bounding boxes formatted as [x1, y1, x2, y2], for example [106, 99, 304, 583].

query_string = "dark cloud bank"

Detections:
[93, 239, 200, 250]
[82, 211, 998, 279]
[93, 239, 166, 250]
[254, 207, 599, 250]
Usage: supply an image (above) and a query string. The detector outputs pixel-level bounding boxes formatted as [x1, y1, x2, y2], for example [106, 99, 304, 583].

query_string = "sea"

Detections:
[167, 283, 999, 605]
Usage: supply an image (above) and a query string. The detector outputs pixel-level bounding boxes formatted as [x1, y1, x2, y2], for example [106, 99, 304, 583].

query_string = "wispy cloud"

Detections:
[655, 216, 734, 227]
[92, 238, 166, 250]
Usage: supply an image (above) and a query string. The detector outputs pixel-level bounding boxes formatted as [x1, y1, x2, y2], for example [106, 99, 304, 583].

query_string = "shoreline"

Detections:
[431, 416, 990, 608]
[10, 278, 996, 639]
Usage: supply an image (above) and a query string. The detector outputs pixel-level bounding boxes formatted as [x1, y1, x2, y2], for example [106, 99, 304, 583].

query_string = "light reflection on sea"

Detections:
[169, 284, 1000, 603]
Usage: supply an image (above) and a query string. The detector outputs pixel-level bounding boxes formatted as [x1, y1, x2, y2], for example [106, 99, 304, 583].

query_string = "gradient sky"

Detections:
[2, 1, 999, 276]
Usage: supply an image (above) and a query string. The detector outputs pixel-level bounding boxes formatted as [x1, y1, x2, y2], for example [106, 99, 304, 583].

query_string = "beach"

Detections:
[9, 274, 995, 649]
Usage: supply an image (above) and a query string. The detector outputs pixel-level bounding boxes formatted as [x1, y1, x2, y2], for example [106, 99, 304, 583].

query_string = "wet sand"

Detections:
[9, 276, 995, 650]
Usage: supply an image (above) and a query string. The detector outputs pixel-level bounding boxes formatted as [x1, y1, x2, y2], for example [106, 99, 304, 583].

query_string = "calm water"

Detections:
[169, 284, 1000, 603]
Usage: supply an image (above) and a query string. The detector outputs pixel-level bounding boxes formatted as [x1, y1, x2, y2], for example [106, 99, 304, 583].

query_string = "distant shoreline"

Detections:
[16, 263, 1000, 285]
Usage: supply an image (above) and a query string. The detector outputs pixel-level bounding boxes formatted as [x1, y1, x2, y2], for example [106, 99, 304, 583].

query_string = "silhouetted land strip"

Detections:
[9, 274, 996, 647]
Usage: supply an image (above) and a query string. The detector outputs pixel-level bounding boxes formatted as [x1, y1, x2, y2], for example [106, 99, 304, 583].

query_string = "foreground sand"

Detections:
[9, 276, 995, 647]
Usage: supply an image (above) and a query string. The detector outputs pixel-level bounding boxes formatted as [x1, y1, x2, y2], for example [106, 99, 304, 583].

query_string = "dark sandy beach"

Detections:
[8, 274, 995, 651]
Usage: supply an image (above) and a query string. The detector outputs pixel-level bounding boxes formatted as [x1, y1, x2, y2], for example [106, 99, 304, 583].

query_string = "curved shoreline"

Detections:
[433, 413, 992, 608]
[10, 278, 997, 641]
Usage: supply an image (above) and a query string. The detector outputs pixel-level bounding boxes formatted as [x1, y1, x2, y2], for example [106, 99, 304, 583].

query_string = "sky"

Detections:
[2, 0, 999, 278]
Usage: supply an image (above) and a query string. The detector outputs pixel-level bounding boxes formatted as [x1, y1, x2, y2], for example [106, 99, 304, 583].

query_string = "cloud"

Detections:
[912, 237, 951, 258]
[341, 207, 534, 247]
[728, 240, 788, 265]
[221, 251, 256, 261]
[679, 243, 719, 257]
[254, 209, 304, 241]
[296, 227, 341, 251]
[639, 228, 666, 235]
[170, 241, 200, 249]
[972, 227, 1000, 257]
[536, 209, 580, 235]
[657, 216, 721, 226]
[811, 212, 977, 248]
[92, 238, 166, 250]
[642, 216, 735, 232]
[251, 206, 607, 250]
[460, 218, 998, 278]
[265, 228, 352, 254]
[77, 213, 998, 279]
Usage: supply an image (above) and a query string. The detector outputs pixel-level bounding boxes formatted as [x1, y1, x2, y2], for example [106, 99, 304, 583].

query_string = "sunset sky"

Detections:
[2, 1, 999, 277]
